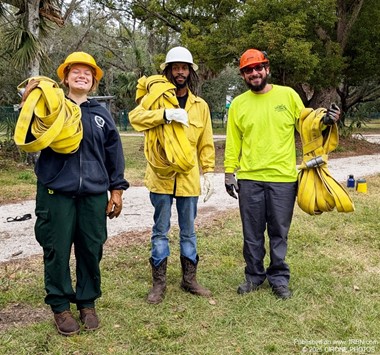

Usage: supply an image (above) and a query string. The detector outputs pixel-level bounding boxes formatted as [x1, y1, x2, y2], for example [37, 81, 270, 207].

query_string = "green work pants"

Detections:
[35, 182, 108, 313]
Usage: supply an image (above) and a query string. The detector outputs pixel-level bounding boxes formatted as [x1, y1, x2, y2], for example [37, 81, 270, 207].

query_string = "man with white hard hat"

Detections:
[129, 46, 215, 304]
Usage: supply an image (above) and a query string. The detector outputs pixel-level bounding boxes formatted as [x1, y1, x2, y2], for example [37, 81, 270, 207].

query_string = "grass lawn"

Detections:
[0, 127, 379, 354]
[0, 180, 379, 354]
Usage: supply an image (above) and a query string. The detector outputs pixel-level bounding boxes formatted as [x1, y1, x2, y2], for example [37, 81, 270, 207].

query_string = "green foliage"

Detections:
[345, 0, 380, 85]
[236, 0, 343, 91]
[4, 28, 42, 70]
[200, 65, 244, 112]
[1, 0, 379, 116]
[17, 170, 35, 182]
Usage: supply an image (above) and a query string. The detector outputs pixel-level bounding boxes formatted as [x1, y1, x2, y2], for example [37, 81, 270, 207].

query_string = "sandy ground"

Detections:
[1, 154, 380, 263]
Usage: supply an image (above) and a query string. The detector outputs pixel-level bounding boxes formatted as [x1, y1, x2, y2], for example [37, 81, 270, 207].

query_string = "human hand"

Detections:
[323, 103, 340, 125]
[164, 108, 189, 127]
[106, 190, 123, 219]
[225, 173, 239, 199]
[19, 79, 39, 108]
[203, 172, 215, 202]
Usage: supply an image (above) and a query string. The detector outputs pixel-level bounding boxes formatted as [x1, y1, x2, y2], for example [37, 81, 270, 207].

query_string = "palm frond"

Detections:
[4, 27, 43, 69]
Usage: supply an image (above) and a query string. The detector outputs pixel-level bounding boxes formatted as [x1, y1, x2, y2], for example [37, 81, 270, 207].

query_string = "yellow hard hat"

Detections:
[57, 52, 103, 81]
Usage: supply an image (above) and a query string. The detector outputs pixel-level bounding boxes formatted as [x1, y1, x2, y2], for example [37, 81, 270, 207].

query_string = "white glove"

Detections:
[203, 172, 215, 202]
[165, 108, 189, 127]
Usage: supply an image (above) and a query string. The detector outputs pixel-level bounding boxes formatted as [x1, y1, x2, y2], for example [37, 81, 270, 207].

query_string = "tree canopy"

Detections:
[0, 0, 379, 120]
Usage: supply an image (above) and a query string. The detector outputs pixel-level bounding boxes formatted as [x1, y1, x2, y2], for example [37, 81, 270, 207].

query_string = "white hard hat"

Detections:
[160, 46, 198, 71]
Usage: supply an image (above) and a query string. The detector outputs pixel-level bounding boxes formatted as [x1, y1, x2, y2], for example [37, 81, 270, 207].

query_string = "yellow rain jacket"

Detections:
[129, 84, 215, 196]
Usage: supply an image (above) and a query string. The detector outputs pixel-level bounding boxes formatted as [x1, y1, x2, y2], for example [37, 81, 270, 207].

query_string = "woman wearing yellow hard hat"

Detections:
[28, 52, 129, 336]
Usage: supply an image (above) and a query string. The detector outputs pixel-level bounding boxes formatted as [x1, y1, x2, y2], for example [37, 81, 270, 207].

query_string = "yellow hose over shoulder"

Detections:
[136, 75, 194, 178]
[14, 76, 83, 154]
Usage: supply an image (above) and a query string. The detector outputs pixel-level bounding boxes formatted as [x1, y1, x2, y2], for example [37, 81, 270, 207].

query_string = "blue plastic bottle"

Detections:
[347, 175, 355, 188]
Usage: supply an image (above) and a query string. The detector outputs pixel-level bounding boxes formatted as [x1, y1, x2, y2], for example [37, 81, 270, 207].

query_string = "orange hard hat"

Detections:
[239, 49, 269, 69]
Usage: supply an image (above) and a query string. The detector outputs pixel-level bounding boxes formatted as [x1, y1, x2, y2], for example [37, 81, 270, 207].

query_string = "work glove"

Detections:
[18, 78, 39, 109]
[225, 173, 239, 199]
[203, 172, 215, 202]
[106, 190, 123, 219]
[322, 103, 341, 125]
[164, 108, 189, 127]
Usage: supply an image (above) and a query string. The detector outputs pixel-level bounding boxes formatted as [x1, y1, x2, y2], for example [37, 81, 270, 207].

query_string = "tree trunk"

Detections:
[26, 0, 40, 76]
[309, 87, 339, 110]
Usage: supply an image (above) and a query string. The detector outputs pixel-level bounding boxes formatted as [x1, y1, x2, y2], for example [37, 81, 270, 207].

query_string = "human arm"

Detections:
[224, 101, 243, 199]
[128, 104, 189, 131]
[128, 105, 166, 132]
[196, 99, 215, 201]
[102, 107, 129, 219]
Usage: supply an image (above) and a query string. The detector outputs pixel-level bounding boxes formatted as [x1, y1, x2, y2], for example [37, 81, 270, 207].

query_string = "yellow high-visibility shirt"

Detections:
[224, 85, 304, 182]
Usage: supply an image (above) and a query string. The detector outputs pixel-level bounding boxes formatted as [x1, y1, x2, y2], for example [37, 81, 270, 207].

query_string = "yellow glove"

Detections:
[106, 190, 123, 219]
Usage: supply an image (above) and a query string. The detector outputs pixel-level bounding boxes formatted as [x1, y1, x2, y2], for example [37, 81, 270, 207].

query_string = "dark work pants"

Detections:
[238, 180, 297, 287]
[35, 182, 108, 313]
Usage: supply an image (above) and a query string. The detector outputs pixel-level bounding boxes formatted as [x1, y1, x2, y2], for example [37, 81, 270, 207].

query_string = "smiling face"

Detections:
[241, 64, 270, 93]
[65, 64, 95, 95]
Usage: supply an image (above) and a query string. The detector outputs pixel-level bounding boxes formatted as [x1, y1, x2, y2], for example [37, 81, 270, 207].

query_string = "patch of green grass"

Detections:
[1, 175, 380, 354]
[0, 160, 36, 203]
[17, 170, 36, 182]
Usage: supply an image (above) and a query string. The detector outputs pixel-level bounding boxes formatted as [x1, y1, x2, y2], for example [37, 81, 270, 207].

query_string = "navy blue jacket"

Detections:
[35, 98, 129, 195]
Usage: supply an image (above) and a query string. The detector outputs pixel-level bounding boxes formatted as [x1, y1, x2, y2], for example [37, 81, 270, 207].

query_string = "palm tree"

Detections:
[1, 0, 64, 76]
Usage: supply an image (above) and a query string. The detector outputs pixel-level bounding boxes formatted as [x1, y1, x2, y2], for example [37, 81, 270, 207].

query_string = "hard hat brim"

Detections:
[160, 61, 199, 71]
[240, 59, 269, 70]
[57, 61, 104, 82]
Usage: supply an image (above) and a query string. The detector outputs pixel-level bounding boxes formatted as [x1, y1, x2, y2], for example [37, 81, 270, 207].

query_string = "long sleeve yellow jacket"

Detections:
[129, 88, 215, 196]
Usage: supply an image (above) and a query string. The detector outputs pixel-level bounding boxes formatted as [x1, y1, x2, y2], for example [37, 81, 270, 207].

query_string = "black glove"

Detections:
[225, 173, 239, 199]
[323, 103, 340, 125]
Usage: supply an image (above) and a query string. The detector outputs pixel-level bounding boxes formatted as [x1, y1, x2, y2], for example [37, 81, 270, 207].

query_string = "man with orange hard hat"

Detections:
[224, 49, 340, 299]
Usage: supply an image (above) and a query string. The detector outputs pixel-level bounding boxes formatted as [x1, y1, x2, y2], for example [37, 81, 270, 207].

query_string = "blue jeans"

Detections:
[149, 192, 198, 267]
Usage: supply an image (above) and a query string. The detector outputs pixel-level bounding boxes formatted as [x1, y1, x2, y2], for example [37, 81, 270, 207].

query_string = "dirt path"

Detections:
[1, 154, 380, 263]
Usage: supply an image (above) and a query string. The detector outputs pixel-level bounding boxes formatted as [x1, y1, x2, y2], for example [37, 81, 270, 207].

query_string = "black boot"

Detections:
[180, 255, 212, 297]
[147, 258, 167, 304]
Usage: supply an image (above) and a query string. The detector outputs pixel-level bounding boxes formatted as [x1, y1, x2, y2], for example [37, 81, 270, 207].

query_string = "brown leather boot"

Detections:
[79, 308, 100, 330]
[180, 255, 212, 297]
[147, 258, 167, 304]
[53, 310, 80, 336]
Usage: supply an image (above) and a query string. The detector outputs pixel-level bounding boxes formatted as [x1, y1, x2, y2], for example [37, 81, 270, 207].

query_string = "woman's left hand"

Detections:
[106, 190, 123, 219]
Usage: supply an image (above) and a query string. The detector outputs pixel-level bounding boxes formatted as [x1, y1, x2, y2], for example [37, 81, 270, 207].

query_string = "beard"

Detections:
[245, 73, 268, 92]
[174, 75, 188, 89]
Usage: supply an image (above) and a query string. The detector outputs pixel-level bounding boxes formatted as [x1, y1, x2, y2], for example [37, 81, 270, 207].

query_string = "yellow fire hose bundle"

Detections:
[14, 76, 83, 154]
[135, 75, 194, 178]
[297, 108, 355, 215]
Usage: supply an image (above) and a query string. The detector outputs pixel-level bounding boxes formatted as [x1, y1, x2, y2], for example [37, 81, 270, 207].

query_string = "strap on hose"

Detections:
[14, 76, 83, 154]
[297, 108, 355, 215]
[136, 75, 195, 179]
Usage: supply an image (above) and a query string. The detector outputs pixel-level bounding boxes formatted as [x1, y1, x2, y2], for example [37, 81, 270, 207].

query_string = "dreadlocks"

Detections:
[163, 63, 199, 96]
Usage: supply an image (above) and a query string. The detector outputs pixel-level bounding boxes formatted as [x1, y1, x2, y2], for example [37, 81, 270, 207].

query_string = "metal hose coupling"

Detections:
[305, 156, 324, 169]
